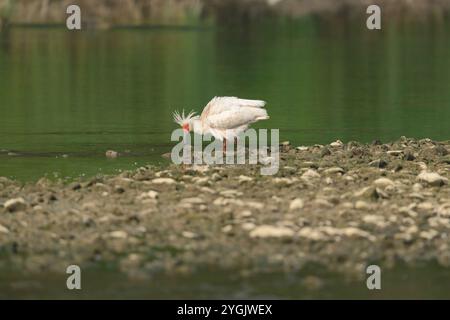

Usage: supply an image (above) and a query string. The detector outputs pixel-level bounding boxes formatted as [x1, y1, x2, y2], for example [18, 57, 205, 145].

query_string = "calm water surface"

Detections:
[1, 19, 450, 180]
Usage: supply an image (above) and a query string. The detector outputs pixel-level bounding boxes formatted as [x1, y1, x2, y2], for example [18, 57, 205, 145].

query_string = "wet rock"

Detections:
[4, 198, 27, 212]
[249, 225, 294, 238]
[417, 172, 448, 187]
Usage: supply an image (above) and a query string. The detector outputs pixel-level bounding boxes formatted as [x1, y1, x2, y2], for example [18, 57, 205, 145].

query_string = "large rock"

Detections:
[4, 198, 27, 212]
[417, 172, 448, 187]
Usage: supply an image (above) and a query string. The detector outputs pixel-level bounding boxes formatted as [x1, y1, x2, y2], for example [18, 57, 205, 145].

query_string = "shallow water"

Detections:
[1, 263, 450, 299]
[1, 19, 450, 180]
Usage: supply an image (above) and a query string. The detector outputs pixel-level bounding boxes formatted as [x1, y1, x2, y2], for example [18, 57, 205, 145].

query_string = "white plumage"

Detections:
[173, 96, 269, 148]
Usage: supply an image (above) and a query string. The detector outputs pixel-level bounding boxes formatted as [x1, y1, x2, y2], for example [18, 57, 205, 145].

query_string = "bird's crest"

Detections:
[173, 109, 198, 125]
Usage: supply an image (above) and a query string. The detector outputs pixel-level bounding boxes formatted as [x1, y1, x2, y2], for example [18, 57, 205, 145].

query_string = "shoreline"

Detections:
[1, 137, 449, 280]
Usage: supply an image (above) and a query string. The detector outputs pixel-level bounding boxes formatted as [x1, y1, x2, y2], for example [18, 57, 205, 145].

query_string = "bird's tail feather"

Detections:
[238, 98, 266, 108]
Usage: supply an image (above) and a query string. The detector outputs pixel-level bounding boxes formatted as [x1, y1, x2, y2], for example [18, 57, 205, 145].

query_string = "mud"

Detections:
[1, 136, 450, 281]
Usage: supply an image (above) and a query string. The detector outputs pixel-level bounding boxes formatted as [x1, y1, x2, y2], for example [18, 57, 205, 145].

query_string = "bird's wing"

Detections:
[200, 97, 266, 123]
[206, 107, 268, 130]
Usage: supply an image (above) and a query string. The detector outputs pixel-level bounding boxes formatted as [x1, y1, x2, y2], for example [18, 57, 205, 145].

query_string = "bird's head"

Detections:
[173, 110, 199, 133]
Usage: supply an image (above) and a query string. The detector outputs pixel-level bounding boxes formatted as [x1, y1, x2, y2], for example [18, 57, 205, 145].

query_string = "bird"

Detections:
[173, 96, 269, 152]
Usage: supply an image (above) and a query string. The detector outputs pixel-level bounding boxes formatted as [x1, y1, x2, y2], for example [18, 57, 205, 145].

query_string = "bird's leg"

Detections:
[223, 138, 227, 153]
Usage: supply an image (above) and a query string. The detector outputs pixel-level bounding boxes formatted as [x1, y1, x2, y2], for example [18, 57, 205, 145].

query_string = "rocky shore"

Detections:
[1, 137, 450, 281]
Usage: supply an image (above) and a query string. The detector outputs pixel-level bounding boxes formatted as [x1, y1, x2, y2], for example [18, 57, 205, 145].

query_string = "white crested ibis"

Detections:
[173, 96, 269, 151]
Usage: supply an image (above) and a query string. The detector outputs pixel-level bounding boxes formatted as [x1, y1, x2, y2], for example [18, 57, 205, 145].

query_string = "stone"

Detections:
[238, 175, 253, 183]
[373, 178, 395, 187]
[151, 178, 176, 185]
[417, 172, 448, 187]
[289, 198, 304, 211]
[330, 140, 344, 147]
[320, 147, 331, 157]
[355, 201, 372, 210]
[109, 230, 128, 239]
[323, 167, 345, 175]
[137, 190, 159, 200]
[387, 150, 403, 156]
[250, 225, 294, 238]
[182, 231, 198, 239]
[106, 150, 119, 158]
[0, 224, 9, 234]
[4, 198, 27, 212]
[221, 225, 233, 233]
[241, 222, 256, 231]
[369, 159, 388, 168]
[301, 169, 320, 180]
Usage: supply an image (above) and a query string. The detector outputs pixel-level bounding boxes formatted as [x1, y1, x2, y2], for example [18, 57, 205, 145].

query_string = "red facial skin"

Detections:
[182, 123, 189, 133]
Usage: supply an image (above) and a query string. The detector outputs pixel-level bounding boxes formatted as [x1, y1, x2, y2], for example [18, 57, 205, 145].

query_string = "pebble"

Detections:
[369, 159, 388, 168]
[137, 190, 159, 200]
[106, 150, 119, 158]
[330, 140, 344, 147]
[0, 224, 9, 234]
[238, 175, 253, 183]
[151, 178, 176, 185]
[181, 197, 204, 205]
[373, 178, 395, 187]
[4, 198, 27, 212]
[241, 222, 256, 231]
[221, 225, 233, 233]
[387, 150, 403, 156]
[249, 225, 294, 238]
[355, 201, 372, 210]
[109, 230, 128, 239]
[320, 147, 331, 157]
[417, 172, 448, 187]
[239, 210, 253, 218]
[323, 167, 344, 175]
[182, 231, 198, 239]
[289, 198, 304, 211]
[301, 169, 320, 180]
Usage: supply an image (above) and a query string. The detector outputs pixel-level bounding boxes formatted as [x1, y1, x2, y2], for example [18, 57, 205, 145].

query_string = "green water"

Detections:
[2, 263, 450, 299]
[1, 19, 450, 180]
